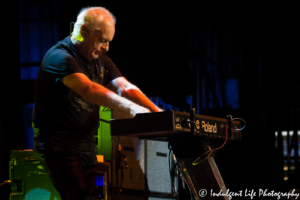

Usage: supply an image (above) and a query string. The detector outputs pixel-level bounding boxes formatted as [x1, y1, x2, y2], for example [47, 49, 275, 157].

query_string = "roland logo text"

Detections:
[201, 121, 217, 133]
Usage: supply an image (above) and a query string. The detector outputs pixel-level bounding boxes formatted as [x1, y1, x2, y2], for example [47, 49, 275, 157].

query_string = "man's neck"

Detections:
[70, 38, 88, 60]
[70, 37, 78, 45]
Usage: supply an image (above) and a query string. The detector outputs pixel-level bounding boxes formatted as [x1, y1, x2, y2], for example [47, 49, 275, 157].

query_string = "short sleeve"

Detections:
[41, 46, 83, 81]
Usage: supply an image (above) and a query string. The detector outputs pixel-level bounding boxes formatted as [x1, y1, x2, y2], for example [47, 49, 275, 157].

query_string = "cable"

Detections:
[232, 118, 246, 131]
[120, 166, 124, 189]
[69, 22, 74, 36]
[0, 180, 11, 187]
[111, 136, 115, 146]
[182, 175, 193, 200]
[192, 122, 229, 165]
[168, 145, 179, 199]
[0, 180, 11, 196]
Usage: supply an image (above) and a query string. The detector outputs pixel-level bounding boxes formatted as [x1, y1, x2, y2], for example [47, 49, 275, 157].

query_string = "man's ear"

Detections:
[80, 24, 89, 39]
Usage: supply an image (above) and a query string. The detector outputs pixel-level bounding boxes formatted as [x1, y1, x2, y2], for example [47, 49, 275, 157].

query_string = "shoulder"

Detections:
[43, 37, 78, 65]
[41, 45, 78, 71]
[38, 37, 84, 79]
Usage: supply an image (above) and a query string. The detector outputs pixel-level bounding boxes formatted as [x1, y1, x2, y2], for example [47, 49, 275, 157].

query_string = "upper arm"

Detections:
[42, 47, 91, 97]
[42, 48, 83, 80]
[106, 77, 139, 96]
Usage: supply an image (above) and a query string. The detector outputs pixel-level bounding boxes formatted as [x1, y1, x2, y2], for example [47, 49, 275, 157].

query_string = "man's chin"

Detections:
[92, 54, 99, 59]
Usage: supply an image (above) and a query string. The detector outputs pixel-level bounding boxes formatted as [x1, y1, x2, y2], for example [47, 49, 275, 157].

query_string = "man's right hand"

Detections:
[129, 104, 150, 117]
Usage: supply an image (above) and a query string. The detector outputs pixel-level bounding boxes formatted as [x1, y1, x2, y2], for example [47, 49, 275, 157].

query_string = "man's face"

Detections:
[82, 19, 115, 60]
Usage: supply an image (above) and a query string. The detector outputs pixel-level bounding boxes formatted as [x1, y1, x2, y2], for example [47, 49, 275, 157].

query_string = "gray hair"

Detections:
[71, 7, 116, 41]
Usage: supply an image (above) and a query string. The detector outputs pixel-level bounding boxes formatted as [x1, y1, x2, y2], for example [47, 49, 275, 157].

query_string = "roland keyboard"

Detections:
[110, 111, 242, 140]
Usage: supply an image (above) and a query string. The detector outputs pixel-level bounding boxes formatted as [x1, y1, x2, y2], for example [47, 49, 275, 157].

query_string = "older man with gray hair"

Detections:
[32, 6, 162, 200]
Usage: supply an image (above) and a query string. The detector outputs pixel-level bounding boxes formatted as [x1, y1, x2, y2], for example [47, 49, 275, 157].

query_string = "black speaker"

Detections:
[169, 139, 228, 200]
[179, 157, 228, 200]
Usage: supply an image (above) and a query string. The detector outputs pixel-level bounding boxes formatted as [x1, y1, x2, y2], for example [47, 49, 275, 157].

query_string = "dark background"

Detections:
[1, 0, 300, 198]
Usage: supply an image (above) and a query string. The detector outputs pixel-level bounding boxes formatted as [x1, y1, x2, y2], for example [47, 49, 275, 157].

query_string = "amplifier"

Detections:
[9, 150, 61, 200]
[111, 137, 178, 200]
[9, 150, 111, 200]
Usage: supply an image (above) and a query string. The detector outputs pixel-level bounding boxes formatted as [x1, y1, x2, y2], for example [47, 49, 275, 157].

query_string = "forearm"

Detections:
[61, 73, 150, 117]
[83, 82, 144, 113]
[106, 77, 162, 112]
[122, 88, 161, 112]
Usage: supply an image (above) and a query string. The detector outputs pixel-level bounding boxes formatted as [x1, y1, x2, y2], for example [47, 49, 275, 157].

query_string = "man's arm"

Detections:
[106, 77, 163, 112]
[61, 73, 150, 117]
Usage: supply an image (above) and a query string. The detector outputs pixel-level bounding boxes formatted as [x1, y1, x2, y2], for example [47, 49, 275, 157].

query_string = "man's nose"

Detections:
[101, 42, 109, 52]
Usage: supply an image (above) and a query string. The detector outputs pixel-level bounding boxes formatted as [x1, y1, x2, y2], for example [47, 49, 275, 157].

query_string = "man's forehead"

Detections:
[95, 19, 115, 31]
[94, 20, 115, 40]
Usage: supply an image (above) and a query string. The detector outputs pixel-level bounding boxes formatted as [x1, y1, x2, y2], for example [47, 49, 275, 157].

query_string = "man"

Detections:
[32, 6, 162, 200]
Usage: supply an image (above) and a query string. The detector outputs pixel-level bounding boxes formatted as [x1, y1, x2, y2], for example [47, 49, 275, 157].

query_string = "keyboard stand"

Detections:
[168, 138, 229, 200]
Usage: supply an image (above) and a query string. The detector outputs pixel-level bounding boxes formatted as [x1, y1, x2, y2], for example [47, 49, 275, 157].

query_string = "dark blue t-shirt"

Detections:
[32, 36, 122, 151]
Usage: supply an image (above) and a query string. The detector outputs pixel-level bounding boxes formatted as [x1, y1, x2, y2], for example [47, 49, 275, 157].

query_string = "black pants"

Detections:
[35, 147, 98, 200]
